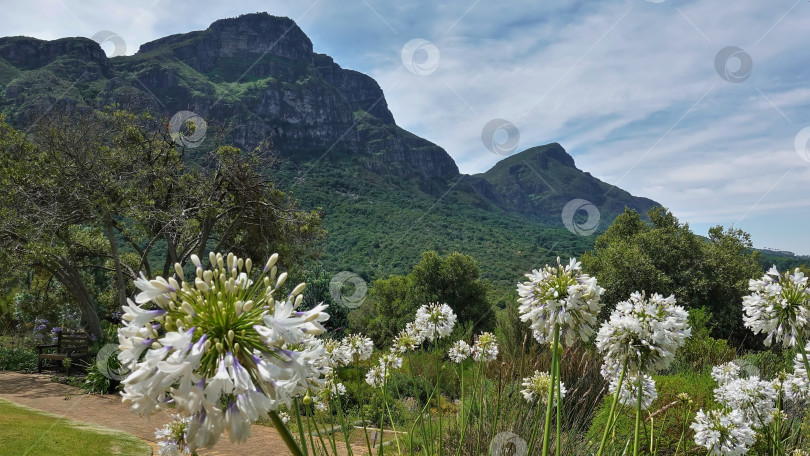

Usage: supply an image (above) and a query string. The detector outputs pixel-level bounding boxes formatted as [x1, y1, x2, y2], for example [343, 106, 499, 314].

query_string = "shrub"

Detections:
[0, 346, 37, 371]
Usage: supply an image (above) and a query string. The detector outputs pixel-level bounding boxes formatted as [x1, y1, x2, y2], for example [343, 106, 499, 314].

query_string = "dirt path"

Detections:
[0, 371, 363, 455]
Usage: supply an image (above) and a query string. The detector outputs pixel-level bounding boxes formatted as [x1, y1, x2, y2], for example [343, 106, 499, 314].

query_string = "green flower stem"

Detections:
[405, 351, 429, 456]
[555, 349, 562, 456]
[541, 324, 561, 456]
[334, 393, 354, 456]
[270, 410, 305, 456]
[356, 370, 374, 456]
[525, 387, 546, 456]
[454, 363, 468, 456]
[475, 358, 487, 456]
[633, 367, 644, 456]
[294, 398, 308, 455]
[328, 401, 339, 455]
[310, 405, 330, 455]
[379, 374, 389, 456]
[434, 334, 443, 456]
[596, 358, 629, 456]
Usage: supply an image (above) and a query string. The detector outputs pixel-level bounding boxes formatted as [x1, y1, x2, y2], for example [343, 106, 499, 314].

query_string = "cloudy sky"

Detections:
[4, 0, 810, 254]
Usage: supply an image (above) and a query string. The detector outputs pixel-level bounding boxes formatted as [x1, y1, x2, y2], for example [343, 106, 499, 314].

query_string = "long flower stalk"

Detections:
[270, 410, 305, 456]
[596, 358, 629, 456]
[633, 366, 644, 456]
[541, 324, 560, 456]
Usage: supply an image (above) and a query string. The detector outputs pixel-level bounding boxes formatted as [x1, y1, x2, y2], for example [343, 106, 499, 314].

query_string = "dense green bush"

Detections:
[0, 346, 37, 371]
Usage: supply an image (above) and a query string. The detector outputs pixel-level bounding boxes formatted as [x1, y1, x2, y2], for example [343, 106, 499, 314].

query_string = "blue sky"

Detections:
[3, 0, 810, 254]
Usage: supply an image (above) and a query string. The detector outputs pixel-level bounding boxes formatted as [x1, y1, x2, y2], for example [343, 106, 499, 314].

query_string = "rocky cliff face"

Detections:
[0, 12, 655, 234]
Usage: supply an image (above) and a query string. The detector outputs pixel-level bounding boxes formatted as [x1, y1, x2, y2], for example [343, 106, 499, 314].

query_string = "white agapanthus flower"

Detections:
[520, 370, 566, 405]
[517, 257, 604, 346]
[471, 332, 499, 362]
[448, 340, 471, 364]
[610, 372, 658, 410]
[392, 322, 425, 353]
[118, 252, 329, 451]
[743, 266, 810, 347]
[365, 353, 403, 388]
[714, 376, 778, 427]
[413, 302, 457, 340]
[711, 361, 742, 386]
[596, 291, 691, 376]
[321, 339, 352, 368]
[784, 344, 810, 402]
[691, 408, 756, 456]
[155, 414, 192, 456]
[343, 333, 374, 362]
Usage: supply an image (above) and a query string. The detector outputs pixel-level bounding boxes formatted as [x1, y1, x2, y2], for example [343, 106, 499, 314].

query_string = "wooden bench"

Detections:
[36, 331, 90, 375]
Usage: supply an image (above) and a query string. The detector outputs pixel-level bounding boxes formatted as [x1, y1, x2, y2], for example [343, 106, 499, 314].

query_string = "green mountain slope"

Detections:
[0, 13, 660, 287]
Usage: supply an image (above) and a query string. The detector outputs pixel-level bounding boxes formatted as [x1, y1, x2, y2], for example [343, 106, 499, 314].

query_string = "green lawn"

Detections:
[0, 399, 150, 455]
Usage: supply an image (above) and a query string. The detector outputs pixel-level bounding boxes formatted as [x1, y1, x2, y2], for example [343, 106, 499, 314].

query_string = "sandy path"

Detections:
[0, 371, 364, 455]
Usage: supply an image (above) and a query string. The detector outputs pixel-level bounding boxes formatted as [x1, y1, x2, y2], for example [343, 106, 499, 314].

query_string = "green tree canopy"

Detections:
[0, 108, 323, 337]
[350, 251, 492, 346]
[581, 207, 761, 342]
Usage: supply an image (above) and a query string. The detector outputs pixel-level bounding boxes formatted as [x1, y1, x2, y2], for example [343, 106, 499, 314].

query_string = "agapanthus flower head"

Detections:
[365, 353, 403, 388]
[471, 332, 499, 362]
[713, 375, 778, 427]
[610, 372, 658, 410]
[743, 266, 810, 347]
[691, 408, 756, 456]
[784, 344, 810, 403]
[392, 322, 425, 353]
[413, 302, 457, 340]
[155, 414, 192, 456]
[448, 340, 471, 364]
[596, 291, 691, 376]
[520, 370, 566, 405]
[118, 252, 329, 451]
[343, 333, 374, 362]
[516, 257, 604, 346]
[321, 339, 352, 368]
[711, 361, 742, 386]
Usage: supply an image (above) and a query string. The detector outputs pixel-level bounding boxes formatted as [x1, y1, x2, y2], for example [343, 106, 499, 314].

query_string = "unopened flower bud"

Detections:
[174, 263, 185, 281]
[276, 272, 288, 289]
[195, 278, 209, 293]
[190, 254, 202, 269]
[290, 282, 306, 297]
[243, 300, 254, 312]
[294, 294, 303, 308]
[245, 258, 252, 274]
[303, 393, 312, 405]
[209, 252, 216, 268]
[264, 253, 279, 273]
[227, 330, 235, 342]
[227, 252, 234, 271]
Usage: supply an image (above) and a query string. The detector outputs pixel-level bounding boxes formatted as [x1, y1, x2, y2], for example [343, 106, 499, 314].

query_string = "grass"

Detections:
[0, 399, 151, 456]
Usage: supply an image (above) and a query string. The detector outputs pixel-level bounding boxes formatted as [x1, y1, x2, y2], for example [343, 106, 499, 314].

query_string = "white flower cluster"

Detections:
[743, 266, 810, 347]
[472, 332, 499, 362]
[392, 322, 425, 354]
[784, 344, 810, 403]
[365, 353, 403, 388]
[448, 340, 471, 364]
[413, 303, 457, 340]
[343, 333, 375, 362]
[596, 291, 690, 376]
[155, 414, 192, 456]
[691, 408, 756, 456]
[520, 370, 566, 405]
[118, 252, 330, 451]
[517, 257, 604, 346]
[713, 375, 777, 427]
[610, 373, 658, 410]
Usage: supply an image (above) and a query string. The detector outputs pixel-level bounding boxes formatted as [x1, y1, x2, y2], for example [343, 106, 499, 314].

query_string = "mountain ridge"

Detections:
[0, 12, 660, 285]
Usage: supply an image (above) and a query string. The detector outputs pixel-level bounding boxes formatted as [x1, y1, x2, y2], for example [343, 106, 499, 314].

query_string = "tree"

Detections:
[350, 251, 492, 346]
[581, 207, 761, 342]
[0, 108, 324, 338]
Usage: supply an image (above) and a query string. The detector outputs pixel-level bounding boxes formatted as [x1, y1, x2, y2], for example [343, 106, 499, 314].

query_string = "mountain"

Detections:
[0, 13, 659, 288]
